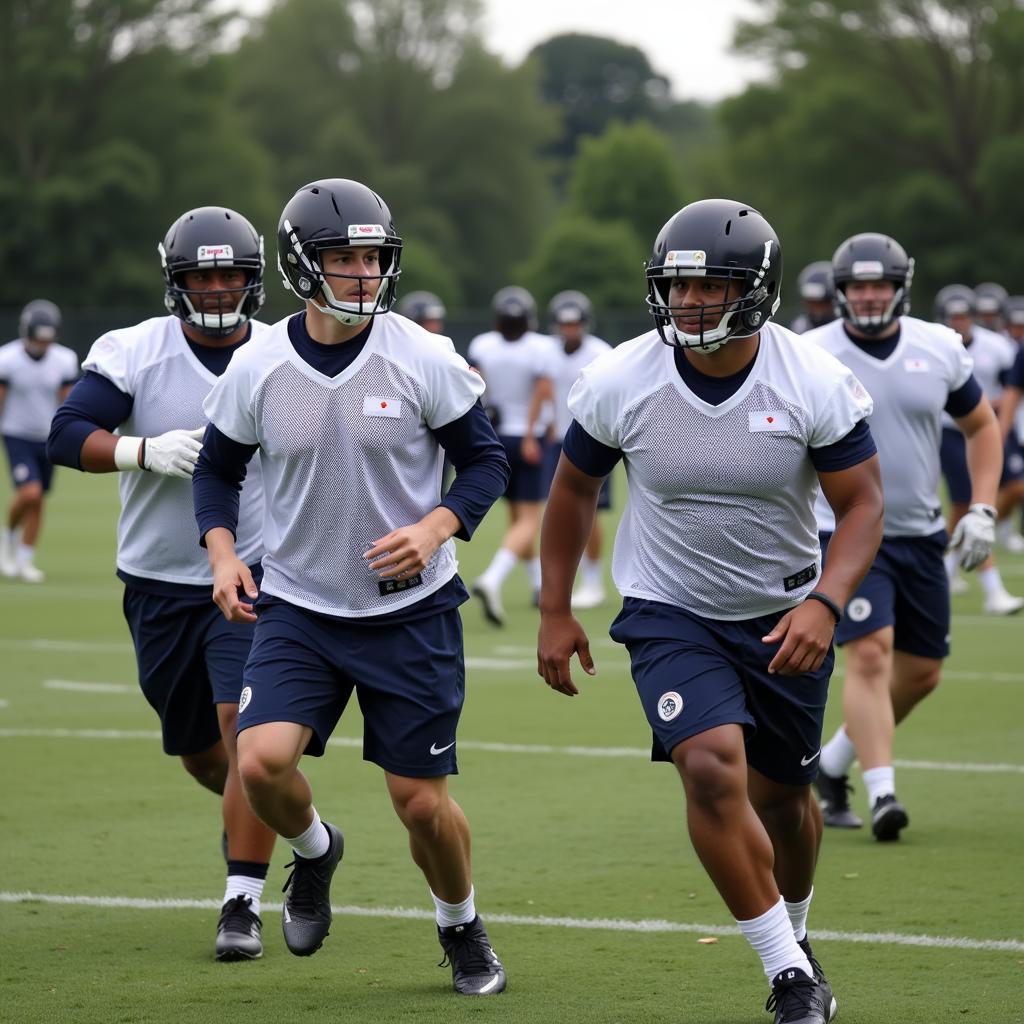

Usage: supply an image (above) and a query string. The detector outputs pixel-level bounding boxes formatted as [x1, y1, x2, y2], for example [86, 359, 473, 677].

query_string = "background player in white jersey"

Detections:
[789, 261, 836, 334]
[47, 207, 277, 961]
[0, 300, 79, 581]
[194, 178, 510, 995]
[974, 281, 1009, 334]
[395, 290, 447, 334]
[538, 199, 883, 1024]
[468, 286, 555, 625]
[809, 234, 1004, 841]
[542, 290, 613, 609]
[934, 285, 1024, 601]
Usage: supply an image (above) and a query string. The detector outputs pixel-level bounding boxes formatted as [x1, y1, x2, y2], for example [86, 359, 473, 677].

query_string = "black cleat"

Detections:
[281, 822, 344, 956]
[798, 937, 838, 1020]
[438, 915, 506, 995]
[814, 767, 863, 828]
[471, 578, 505, 627]
[215, 895, 263, 961]
[766, 967, 835, 1024]
[871, 793, 909, 841]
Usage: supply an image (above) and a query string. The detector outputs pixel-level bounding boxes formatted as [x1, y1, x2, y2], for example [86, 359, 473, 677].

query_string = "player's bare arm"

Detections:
[522, 375, 554, 465]
[204, 525, 258, 623]
[763, 454, 884, 676]
[957, 395, 1002, 506]
[364, 506, 462, 579]
[997, 385, 1021, 443]
[536, 453, 601, 696]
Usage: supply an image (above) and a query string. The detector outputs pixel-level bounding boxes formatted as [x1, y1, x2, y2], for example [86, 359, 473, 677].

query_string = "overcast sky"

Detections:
[479, 0, 769, 102]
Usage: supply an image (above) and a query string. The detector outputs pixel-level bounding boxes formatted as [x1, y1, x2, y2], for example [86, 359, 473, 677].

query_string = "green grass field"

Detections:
[1, 469, 1022, 1023]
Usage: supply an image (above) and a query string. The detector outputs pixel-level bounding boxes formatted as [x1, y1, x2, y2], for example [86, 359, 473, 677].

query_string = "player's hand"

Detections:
[211, 556, 259, 623]
[521, 435, 542, 465]
[761, 601, 834, 676]
[143, 427, 205, 478]
[364, 521, 446, 579]
[949, 503, 996, 571]
[537, 612, 595, 696]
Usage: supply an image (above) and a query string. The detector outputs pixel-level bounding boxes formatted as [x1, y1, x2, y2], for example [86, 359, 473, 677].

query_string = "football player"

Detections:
[974, 281, 1009, 333]
[396, 290, 447, 334]
[46, 207, 276, 961]
[193, 178, 510, 995]
[809, 235, 1004, 841]
[933, 285, 1024, 597]
[789, 261, 836, 334]
[542, 290, 612, 609]
[0, 300, 79, 581]
[467, 286, 556, 625]
[538, 199, 883, 1024]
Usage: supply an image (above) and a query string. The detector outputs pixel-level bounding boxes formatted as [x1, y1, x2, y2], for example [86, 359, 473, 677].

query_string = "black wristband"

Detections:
[804, 590, 843, 624]
[139, 436, 148, 470]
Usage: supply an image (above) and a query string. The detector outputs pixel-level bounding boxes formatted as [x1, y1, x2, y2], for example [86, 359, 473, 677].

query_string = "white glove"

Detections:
[949, 503, 996, 571]
[114, 427, 205, 479]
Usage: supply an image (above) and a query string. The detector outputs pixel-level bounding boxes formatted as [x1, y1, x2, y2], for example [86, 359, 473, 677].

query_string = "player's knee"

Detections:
[752, 789, 809, 837]
[393, 784, 445, 836]
[848, 634, 892, 684]
[236, 746, 290, 796]
[674, 743, 744, 808]
[181, 750, 228, 793]
[910, 666, 942, 700]
[20, 481, 43, 505]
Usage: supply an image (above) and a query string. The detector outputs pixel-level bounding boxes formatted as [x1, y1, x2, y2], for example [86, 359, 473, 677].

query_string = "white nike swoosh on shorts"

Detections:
[430, 741, 456, 756]
[801, 750, 821, 766]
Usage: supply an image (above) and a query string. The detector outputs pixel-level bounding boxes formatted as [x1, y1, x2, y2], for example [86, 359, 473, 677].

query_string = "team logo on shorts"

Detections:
[13, 463, 29, 483]
[238, 686, 253, 715]
[658, 691, 684, 722]
[847, 597, 872, 623]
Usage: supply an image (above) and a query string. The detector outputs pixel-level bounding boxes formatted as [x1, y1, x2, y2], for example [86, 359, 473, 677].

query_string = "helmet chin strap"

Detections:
[672, 324, 726, 354]
[313, 277, 384, 326]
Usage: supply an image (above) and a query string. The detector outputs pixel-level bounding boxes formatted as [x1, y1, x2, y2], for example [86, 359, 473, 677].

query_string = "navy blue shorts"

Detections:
[122, 588, 255, 756]
[940, 427, 971, 505]
[609, 598, 834, 786]
[3, 435, 54, 492]
[1002, 434, 1024, 485]
[498, 434, 547, 502]
[820, 530, 950, 659]
[238, 598, 465, 778]
[543, 441, 611, 509]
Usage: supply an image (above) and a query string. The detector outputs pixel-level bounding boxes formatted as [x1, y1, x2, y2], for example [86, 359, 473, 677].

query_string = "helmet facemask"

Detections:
[834, 255, 914, 335]
[280, 220, 401, 326]
[647, 243, 780, 354]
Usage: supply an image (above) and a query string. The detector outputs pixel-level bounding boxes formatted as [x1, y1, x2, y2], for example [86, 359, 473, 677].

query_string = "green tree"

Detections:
[0, 0, 276, 307]
[718, 0, 1024, 302]
[516, 213, 648, 312]
[568, 121, 688, 247]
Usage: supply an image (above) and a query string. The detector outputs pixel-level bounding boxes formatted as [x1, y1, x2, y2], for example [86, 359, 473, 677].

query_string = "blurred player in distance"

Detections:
[468, 285, 555, 625]
[0, 300, 79, 581]
[539, 198, 884, 1024]
[809, 235, 1004, 842]
[790, 261, 836, 334]
[396, 290, 447, 334]
[543, 290, 612, 609]
[974, 281, 1009, 333]
[46, 206, 277, 961]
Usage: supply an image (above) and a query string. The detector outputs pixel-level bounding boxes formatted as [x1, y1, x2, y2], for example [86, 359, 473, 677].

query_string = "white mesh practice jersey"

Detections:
[807, 316, 973, 537]
[83, 316, 268, 583]
[568, 323, 872, 620]
[941, 324, 1015, 430]
[467, 330, 555, 436]
[0, 340, 79, 441]
[204, 313, 485, 617]
[546, 334, 613, 440]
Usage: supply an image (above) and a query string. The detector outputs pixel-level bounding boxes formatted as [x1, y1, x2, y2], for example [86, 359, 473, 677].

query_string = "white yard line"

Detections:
[43, 680, 137, 694]
[1, 727, 1021, 774]
[0, 891, 1019, 952]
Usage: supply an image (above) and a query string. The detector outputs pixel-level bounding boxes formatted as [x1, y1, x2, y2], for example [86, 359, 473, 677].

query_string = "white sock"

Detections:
[17, 543, 34, 566]
[785, 888, 813, 943]
[862, 765, 896, 806]
[481, 548, 518, 587]
[3, 529, 15, 548]
[526, 557, 542, 590]
[431, 886, 476, 928]
[820, 725, 856, 777]
[286, 809, 331, 861]
[977, 565, 1004, 598]
[944, 550, 962, 581]
[223, 875, 266, 916]
[737, 897, 813, 982]
[581, 556, 603, 586]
